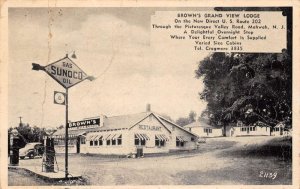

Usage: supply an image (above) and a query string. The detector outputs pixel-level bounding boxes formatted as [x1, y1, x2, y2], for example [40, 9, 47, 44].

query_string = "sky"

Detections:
[8, 7, 209, 128]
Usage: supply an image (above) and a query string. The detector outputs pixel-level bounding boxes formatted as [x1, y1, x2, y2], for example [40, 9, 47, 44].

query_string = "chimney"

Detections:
[146, 104, 151, 112]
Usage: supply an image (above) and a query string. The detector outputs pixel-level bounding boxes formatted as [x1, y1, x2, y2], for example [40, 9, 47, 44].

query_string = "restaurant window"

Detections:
[176, 137, 180, 147]
[176, 137, 184, 147]
[181, 141, 184, 147]
[90, 141, 93, 146]
[134, 134, 146, 146]
[134, 135, 139, 145]
[117, 135, 122, 145]
[94, 140, 98, 146]
[112, 139, 116, 145]
[99, 140, 103, 146]
[107, 140, 111, 145]
[155, 136, 165, 147]
[155, 136, 160, 146]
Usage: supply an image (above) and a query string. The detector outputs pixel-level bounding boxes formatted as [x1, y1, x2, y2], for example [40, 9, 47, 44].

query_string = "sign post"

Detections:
[32, 54, 94, 178]
[65, 88, 68, 178]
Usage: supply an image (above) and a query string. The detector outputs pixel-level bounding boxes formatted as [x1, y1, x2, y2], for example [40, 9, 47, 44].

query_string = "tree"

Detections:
[188, 111, 197, 122]
[176, 110, 198, 126]
[195, 52, 292, 129]
[8, 123, 47, 148]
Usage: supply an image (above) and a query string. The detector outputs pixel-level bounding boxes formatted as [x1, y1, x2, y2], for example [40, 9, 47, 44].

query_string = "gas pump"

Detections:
[9, 129, 21, 166]
[42, 128, 56, 172]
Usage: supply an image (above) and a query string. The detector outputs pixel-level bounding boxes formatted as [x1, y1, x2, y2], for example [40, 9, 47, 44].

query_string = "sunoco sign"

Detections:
[44, 57, 88, 88]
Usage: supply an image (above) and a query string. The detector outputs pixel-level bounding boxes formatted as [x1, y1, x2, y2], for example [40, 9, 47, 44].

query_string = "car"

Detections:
[19, 142, 44, 159]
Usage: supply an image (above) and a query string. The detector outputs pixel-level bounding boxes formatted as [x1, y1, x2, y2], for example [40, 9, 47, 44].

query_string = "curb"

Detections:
[8, 166, 82, 182]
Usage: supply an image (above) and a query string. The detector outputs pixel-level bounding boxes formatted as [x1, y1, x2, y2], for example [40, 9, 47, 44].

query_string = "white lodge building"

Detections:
[183, 118, 223, 138]
[52, 111, 198, 155]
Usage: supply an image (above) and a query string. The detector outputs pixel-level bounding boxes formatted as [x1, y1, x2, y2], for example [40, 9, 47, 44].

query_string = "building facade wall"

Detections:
[83, 130, 131, 155]
[53, 113, 198, 155]
[189, 127, 223, 137]
[159, 119, 197, 151]
[226, 126, 270, 137]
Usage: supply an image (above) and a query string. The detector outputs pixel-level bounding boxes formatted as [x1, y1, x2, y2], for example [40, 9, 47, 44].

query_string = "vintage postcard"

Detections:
[0, 0, 299, 188]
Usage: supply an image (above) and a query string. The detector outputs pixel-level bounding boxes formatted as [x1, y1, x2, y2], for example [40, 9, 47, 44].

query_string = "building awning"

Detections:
[176, 136, 187, 142]
[109, 134, 117, 140]
[94, 135, 103, 140]
[135, 133, 149, 140]
[155, 134, 169, 141]
[112, 134, 121, 140]
[52, 130, 86, 139]
[141, 134, 150, 140]
[104, 134, 112, 140]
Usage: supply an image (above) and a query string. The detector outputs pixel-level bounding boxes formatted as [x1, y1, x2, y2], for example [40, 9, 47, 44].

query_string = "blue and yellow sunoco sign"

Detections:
[44, 57, 88, 88]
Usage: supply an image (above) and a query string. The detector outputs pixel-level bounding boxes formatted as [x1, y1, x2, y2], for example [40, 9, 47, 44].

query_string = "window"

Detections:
[134, 135, 139, 145]
[250, 127, 253, 131]
[117, 135, 122, 145]
[155, 136, 160, 146]
[176, 137, 184, 147]
[112, 139, 116, 145]
[155, 136, 165, 147]
[204, 128, 212, 133]
[90, 141, 93, 146]
[134, 134, 146, 146]
[191, 137, 195, 142]
[94, 140, 98, 146]
[106, 140, 111, 145]
[99, 140, 103, 146]
[181, 141, 184, 147]
[176, 137, 180, 147]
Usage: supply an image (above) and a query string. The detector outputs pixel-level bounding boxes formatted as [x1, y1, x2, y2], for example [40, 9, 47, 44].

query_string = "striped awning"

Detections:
[104, 134, 112, 140]
[135, 134, 149, 140]
[112, 134, 121, 140]
[155, 134, 169, 141]
[176, 136, 188, 142]
[94, 135, 103, 140]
